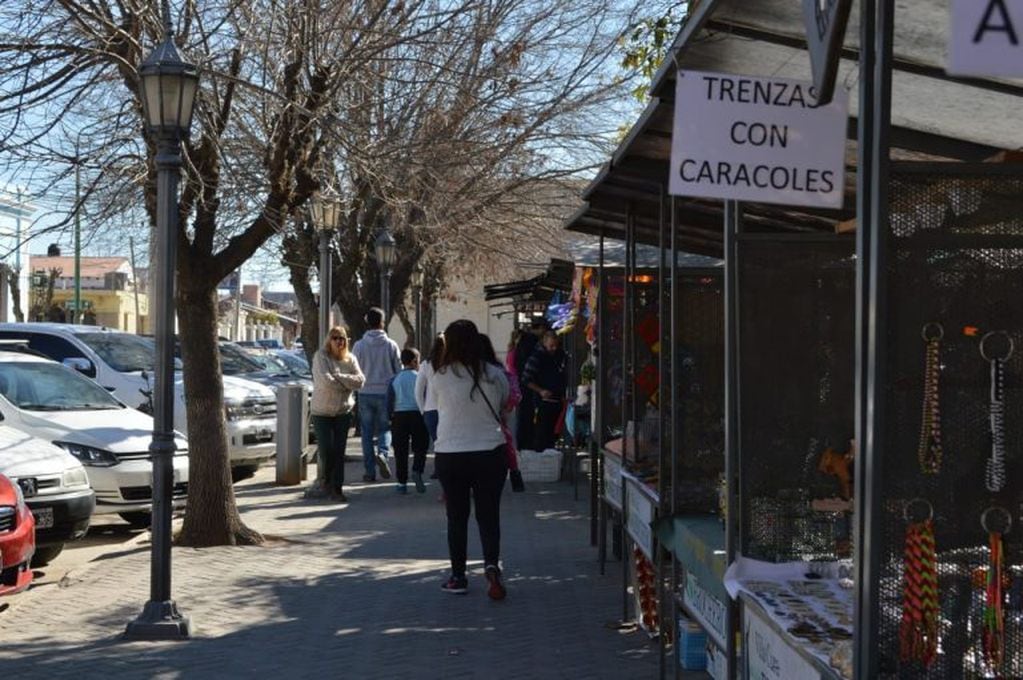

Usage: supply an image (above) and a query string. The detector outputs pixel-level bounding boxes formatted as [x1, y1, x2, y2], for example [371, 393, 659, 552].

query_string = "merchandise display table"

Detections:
[727, 560, 853, 680]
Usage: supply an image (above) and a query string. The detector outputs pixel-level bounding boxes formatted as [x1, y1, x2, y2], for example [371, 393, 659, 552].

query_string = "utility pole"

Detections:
[73, 140, 82, 324]
[233, 266, 243, 341]
[128, 236, 142, 333]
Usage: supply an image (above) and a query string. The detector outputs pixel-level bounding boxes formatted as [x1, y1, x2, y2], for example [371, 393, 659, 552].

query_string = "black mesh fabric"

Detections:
[737, 237, 856, 562]
[876, 164, 1023, 679]
[672, 272, 725, 513]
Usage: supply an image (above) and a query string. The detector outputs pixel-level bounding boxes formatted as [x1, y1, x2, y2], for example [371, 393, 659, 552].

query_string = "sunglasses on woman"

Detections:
[331, 336, 346, 343]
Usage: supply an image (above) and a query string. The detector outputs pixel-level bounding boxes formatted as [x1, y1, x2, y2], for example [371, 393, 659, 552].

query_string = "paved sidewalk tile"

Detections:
[0, 446, 666, 679]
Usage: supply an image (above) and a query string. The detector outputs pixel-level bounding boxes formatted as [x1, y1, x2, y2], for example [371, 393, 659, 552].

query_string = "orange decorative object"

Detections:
[818, 446, 854, 500]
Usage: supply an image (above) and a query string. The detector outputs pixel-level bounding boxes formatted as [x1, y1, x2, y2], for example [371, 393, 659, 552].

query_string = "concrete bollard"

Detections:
[275, 384, 307, 486]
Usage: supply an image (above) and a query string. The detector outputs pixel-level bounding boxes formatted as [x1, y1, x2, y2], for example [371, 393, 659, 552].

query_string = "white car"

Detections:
[0, 350, 188, 527]
[0, 425, 95, 565]
[0, 324, 277, 480]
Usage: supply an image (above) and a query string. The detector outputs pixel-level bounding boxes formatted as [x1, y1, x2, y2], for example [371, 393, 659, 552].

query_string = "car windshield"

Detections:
[247, 352, 290, 373]
[77, 332, 182, 372]
[219, 342, 267, 375]
[0, 362, 123, 411]
[274, 352, 310, 376]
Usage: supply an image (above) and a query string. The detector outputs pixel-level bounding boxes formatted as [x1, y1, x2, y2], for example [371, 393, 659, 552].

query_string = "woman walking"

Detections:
[430, 320, 510, 599]
[307, 326, 365, 502]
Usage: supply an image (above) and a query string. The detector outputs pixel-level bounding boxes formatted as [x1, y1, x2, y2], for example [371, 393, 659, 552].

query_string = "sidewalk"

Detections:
[0, 442, 662, 679]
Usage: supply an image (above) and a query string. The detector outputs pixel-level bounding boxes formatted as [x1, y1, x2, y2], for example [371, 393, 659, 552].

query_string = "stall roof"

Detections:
[484, 258, 575, 303]
[566, 0, 1023, 254]
[565, 234, 722, 269]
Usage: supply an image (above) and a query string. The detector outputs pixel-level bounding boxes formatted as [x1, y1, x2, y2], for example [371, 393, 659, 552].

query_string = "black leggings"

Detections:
[435, 447, 507, 577]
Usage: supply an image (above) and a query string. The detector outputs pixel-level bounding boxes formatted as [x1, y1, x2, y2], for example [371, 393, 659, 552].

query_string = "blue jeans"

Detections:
[358, 393, 391, 478]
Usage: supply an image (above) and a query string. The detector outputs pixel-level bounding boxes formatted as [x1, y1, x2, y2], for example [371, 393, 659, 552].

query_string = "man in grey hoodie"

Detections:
[352, 307, 402, 481]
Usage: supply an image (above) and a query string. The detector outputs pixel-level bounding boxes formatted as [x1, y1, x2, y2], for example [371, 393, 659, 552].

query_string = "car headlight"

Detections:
[225, 400, 245, 421]
[62, 466, 91, 488]
[54, 442, 120, 468]
[12, 480, 26, 511]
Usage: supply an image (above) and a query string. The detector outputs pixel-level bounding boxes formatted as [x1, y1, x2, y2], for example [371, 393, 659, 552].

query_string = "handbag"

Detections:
[478, 385, 526, 493]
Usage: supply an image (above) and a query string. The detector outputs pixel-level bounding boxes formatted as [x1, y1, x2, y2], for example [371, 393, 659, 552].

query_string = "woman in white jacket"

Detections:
[308, 326, 365, 501]
[429, 319, 510, 599]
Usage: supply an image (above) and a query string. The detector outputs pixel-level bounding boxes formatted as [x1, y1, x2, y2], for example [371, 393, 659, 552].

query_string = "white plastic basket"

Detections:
[517, 448, 562, 482]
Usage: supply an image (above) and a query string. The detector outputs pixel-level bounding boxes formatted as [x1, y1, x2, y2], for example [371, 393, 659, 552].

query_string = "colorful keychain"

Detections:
[899, 499, 939, 667]
[980, 332, 1013, 493]
[917, 323, 944, 474]
[981, 506, 1011, 671]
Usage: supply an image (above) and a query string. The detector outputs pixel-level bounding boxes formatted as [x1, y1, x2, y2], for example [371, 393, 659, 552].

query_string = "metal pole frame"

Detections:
[656, 185, 667, 680]
[318, 229, 331, 341]
[669, 195, 681, 680]
[622, 204, 634, 625]
[723, 199, 742, 679]
[854, 0, 893, 677]
[125, 130, 190, 639]
[597, 230, 608, 570]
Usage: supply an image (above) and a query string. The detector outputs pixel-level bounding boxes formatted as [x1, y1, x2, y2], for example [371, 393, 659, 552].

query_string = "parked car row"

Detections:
[0, 323, 306, 576]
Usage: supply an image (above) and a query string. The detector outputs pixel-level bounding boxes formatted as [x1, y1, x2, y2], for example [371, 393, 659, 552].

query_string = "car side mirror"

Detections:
[62, 357, 95, 376]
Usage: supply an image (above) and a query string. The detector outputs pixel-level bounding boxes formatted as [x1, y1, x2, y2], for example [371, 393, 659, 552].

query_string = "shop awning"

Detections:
[565, 0, 1023, 253]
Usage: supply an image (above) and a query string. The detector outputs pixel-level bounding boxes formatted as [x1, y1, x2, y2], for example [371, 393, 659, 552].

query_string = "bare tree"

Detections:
[283, 0, 643, 342]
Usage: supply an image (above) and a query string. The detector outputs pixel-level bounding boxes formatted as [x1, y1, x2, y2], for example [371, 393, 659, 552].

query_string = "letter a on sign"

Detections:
[801, 0, 853, 105]
[948, 0, 1023, 77]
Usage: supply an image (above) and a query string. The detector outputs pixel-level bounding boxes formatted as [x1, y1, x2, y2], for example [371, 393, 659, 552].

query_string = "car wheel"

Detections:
[119, 512, 152, 529]
[231, 464, 260, 483]
[31, 544, 65, 567]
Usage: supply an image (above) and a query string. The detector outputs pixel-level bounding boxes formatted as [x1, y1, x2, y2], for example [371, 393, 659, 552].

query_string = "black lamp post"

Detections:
[374, 225, 397, 318]
[411, 263, 424, 349]
[310, 192, 342, 341]
[125, 0, 197, 641]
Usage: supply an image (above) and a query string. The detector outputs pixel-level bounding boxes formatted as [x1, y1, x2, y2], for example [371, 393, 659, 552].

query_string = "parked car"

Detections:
[254, 338, 284, 350]
[0, 349, 188, 528]
[0, 472, 35, 594]
[0, 424, 94, 566]
[219, 341, 312, 392]
[0, 324, 277, 482]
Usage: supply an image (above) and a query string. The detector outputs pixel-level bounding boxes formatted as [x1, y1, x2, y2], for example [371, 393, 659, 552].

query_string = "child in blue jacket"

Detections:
[387, 348, 430, 493]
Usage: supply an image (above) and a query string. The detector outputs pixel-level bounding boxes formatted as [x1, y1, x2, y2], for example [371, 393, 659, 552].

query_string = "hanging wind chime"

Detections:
[981, 506, 1011, 671]
[917, 323, 944, 475]
[981, 331, 1012, 493]
[899, 499, 939, 668]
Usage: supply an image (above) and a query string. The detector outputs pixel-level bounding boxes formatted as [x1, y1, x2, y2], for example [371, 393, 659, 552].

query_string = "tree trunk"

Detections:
[282, 234, 321, 366]
[394, 302, 414, 348]
[176, 282, 262, 547]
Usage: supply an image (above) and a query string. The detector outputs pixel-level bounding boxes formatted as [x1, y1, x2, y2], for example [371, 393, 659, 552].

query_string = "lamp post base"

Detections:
[124, 600, 192, 640]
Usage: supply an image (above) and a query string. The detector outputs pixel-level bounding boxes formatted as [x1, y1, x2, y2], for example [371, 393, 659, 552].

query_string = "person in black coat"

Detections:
[520, 331, 568, 451]
[513, 319, 545, 448]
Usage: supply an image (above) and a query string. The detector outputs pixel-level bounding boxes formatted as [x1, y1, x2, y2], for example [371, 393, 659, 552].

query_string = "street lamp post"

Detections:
[411, 264, 424, 349]
[374, 225, 396, 319]
[125, 0, 198, 641]
[310, 192, 342, 341]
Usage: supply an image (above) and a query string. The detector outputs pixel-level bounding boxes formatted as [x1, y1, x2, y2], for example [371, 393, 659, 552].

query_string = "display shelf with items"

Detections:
[864, 164, 1023, 679]
[727, 557, 855, 679]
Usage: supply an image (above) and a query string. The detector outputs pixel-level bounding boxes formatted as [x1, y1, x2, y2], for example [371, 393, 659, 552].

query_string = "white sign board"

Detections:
[625, 476, 656, 559]
[745, 605, 822, 680]
[603, 453, 623, 510]
[684, 572, 728, 650]
[670, 70, 849, 209]
[948, 0, 1023, 77]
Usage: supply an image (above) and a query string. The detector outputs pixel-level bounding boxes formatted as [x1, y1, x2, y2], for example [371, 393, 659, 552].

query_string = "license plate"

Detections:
[33, 507, 54, 529]
[255, 429, 273, 441]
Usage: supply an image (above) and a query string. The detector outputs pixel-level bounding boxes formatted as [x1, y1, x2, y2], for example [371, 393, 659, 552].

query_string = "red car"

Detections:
[0, 472, 34, 595]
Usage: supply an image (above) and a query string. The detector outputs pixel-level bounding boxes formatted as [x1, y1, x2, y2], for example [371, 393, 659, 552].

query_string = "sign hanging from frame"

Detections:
[801, 0, 853, 105]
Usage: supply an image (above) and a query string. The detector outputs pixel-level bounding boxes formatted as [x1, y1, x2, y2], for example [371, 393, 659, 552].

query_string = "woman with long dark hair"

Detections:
[429, 320, 510, 598]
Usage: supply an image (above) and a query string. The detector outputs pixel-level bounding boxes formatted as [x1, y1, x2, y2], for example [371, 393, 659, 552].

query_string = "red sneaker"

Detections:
[485, 565, 506, 601]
